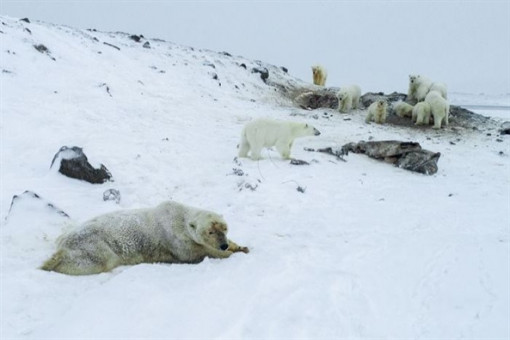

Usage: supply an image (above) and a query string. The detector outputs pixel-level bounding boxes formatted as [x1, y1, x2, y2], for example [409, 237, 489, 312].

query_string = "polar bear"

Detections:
[412, 102, 432, 125]
[238, 118, 321, 160]
[337, 85, 362, 113]
[41, 201, 249, 275]
[429, 82, 448, 99]
[408, 74, 432, 103]
[365, 100, 388, 124]
[425, 90, 450, 129]
[312, 65, 327, 86]
[393, 101, 414, 118]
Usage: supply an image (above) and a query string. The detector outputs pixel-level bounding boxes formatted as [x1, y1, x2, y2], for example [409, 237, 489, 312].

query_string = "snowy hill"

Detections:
[1, 16, 509, 339]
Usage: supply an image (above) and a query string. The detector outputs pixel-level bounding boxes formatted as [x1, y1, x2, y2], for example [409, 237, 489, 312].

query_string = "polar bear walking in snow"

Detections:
[312, 65, 327, 86]
[425, 90, 450, 129]
[238, 118, 321, 160]
[365, 100, 388, 124]
[41, 201, 249, 275]
[337, 85, 362, 113]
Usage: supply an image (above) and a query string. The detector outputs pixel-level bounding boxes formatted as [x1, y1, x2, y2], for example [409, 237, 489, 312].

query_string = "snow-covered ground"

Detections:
[1, 16, 509, 339]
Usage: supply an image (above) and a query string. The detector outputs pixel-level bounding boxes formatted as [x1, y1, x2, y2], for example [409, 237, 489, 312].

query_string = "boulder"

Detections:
[50, 146, 112, 184]
[103, 189, 121, 203]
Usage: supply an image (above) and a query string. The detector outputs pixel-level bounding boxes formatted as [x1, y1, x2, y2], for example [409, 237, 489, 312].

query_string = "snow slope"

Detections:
[1, 16, 509, 339]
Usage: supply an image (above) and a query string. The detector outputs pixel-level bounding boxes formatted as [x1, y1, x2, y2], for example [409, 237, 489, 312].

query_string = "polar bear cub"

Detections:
[337, 85, 362, 113]
[41, 201, 249, 275]
[365, 100, 388, 124]
[413, 102, 432, 125]
[408, 74, 433, 103]
[393, 101, 414, 118]
[238, 118, 321, 160]
[425, 90, 450, 129]
[312, 65, 327, 86]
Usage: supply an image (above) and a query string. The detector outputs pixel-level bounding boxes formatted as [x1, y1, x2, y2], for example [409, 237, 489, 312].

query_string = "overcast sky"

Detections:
[2, 1, 509, 95]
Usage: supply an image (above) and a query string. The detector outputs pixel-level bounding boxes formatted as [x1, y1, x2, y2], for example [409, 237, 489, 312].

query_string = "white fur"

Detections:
[312, 65, 327, 86]
[408, 74, 432, 103]
[238, 118, 320, 160]
[337, 85, 362, 113]
[393, 101, 414, 118]
[425, 90, 450, 129]
[429, 82, 448, 99]
[41, 201, 248, 275]
[413, 102, 432, 125]
[365, 100, 388, 124]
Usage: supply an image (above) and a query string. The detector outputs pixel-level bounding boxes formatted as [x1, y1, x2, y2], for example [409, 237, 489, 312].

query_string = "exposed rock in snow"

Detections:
[7, 190, 70, 220]
[102, 189, 121, 203]
[50, 146, 112, 184]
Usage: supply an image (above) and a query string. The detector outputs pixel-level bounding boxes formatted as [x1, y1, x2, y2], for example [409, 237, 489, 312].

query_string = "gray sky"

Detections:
[2, 0, 509, 95]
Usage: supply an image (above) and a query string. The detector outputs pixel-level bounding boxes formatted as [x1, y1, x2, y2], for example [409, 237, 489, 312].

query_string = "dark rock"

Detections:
[103, 189, 121, 203]
[99, 83, 112, 97]
[51, 146, 112, 184]
[143, 41, 151, 49]
[221, 51, 232, 57]
[8, 190, 69, 219]
[252, 67, 269, 83]
[211, 73, 218, 80]
[103, 42, 121, 50]
[297, 186, 306, 193]
[500, 122, 510, 135]
[129, 34, 142, 42]
[281, 66, 288, 73]
[231, 168, 244, 176]
[24, 28, 31, 34]
[20, 18, 30, 23]
[290, 159, 310, 165]
[33, 44, 49, 53]
[239, 63, 247, 69]
[33, 44, 56, 61]
[341, 140, 440, 175]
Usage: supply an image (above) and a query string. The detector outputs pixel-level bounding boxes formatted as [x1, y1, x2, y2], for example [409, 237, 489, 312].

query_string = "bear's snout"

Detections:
[220, 243, 229, 251]
[314, 129, 321, 136]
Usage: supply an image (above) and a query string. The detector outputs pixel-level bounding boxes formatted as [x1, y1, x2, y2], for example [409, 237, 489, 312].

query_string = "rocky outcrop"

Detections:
[50, 146, 112, 184]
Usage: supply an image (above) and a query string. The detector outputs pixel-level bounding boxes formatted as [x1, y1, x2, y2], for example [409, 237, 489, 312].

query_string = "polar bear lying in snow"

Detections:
[238, 118, 321, 160]
[41, 201, 249, 275]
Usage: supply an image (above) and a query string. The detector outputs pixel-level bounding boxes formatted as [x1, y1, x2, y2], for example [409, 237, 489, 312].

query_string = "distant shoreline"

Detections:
[458, 104, 510, 111]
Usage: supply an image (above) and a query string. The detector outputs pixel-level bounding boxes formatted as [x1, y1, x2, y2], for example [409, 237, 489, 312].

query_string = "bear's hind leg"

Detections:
[238, 136, 250, 158]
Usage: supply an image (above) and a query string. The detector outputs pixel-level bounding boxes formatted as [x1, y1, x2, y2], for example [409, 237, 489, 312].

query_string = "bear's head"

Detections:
[409, 75, 418, 84]
[186, 212, 229, 251]
[376, 100, 387, 111]
[294, 123, 321, 137]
